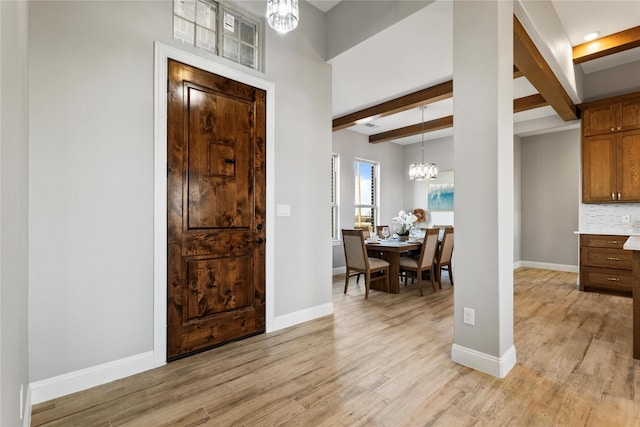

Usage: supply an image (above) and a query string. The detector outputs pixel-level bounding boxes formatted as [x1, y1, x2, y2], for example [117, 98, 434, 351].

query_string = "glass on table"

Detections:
[381, 226, 390, 239]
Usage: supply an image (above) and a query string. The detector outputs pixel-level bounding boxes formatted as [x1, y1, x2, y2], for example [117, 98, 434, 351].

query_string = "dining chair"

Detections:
[435, 227, 454, 288]
[342, 229, 390, 299]
[376, 225, 390, 238]
[356, 226, 371, 239]
[398, 228, 439, 296]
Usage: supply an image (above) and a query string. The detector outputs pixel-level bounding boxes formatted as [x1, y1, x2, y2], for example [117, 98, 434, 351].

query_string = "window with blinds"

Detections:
[354, 159, 378, 232]
[173, 0, 262, 71]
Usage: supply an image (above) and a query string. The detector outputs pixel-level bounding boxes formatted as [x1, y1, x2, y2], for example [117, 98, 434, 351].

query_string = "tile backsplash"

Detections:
[584, 203, 640, 235]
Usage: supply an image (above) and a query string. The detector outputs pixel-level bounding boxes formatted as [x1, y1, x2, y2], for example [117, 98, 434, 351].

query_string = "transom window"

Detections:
[354, 159, 378, 231]
[173, 0, 262, 70]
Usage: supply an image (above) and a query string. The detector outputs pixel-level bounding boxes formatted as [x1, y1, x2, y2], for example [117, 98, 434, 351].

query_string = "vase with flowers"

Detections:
[392, 210, 418, 240]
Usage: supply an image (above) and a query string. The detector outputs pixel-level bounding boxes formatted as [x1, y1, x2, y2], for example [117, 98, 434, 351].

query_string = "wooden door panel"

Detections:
[186, 86, 252, 229]
[617, 130, 640, 202]
[167, 59, 266, 360]
[185, 256, 252, 320]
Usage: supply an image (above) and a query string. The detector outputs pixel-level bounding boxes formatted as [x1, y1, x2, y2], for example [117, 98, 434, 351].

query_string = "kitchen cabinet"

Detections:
[582, 92, 640, 137]
[581, 91, 640, 203]
[580, 234, 632, 295]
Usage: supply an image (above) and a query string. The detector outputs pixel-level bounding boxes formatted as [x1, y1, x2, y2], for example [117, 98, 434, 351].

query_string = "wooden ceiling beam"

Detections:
[369, 116, 453, 144]
[513, 93, 548, 112]
[513, 15, 578, 121]
[368, 94, 548, 143]
[332, 80, 453, 132]
[334, 67, 529, 132]
[573, 26, 640, 64]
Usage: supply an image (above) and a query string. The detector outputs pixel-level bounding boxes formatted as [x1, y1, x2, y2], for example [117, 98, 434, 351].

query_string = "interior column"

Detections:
[451, 0, 516, 377]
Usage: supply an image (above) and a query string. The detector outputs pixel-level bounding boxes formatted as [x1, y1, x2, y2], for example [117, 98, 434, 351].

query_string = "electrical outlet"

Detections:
[623, 214, 631, 224]
[463, 307, 475, 325]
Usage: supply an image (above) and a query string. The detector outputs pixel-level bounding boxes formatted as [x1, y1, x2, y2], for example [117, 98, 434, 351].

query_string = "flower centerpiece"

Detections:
[392, 210, 418, 239]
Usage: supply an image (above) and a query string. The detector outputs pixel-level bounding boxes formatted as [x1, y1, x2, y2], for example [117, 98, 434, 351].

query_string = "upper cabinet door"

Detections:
[620, 99, 640, 133]
[582, 134, 617, 202]
[617, 129, 640, 202]
[583, 104, 617, 137]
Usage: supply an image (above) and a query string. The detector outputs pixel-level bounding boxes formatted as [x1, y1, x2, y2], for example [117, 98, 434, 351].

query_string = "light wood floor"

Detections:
[32, 268, 640, 426]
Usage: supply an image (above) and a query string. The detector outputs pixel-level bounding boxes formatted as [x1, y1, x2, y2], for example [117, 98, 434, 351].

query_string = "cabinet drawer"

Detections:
[580, 247, 632, 270]
[580, 234, 627, 249]
[580, 266, 632, 293]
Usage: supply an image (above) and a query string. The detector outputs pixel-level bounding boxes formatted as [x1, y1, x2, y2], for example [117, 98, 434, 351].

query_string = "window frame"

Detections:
[353, 158, 379, 233]
[331, 153, 340, 242]
[172, 0, 263, 71]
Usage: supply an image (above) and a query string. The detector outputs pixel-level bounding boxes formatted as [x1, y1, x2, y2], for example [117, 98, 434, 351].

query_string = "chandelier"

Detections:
[409, 106, 437, 181]
[267, 0, 299, 33]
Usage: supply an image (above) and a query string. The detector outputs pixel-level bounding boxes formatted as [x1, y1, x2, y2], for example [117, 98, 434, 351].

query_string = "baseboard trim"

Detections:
[23, 386, 32, 427]
[451, 344, 516, 378]
[268, 302, 334, 333]
[30, 351, 155, 405]
[520, 261, 579, 273]
[332, 266, 346, 276]
[513, 260, 523, 269]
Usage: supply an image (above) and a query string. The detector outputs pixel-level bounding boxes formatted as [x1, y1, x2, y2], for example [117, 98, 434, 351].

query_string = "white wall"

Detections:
[332, 129, 403, 269]
[521, 128, 580, 267]
[325, 0, 432, 60]
[1, 1, 30, 424]
[514, 135, 522, 263]
[582, 60, 640, 102]
[402, 136, 454, 227]
[29, 0, 331, 389]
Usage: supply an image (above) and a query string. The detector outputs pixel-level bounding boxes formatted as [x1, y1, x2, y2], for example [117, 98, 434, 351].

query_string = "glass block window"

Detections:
[173, 0, 261, 70]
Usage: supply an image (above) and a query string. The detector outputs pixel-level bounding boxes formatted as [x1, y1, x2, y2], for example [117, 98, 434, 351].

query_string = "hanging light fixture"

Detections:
[267, 0, 299, 33]
[409, 106, 438, 181]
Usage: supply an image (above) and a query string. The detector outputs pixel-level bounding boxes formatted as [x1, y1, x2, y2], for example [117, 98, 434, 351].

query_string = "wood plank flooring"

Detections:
[32, 268, 640, 426]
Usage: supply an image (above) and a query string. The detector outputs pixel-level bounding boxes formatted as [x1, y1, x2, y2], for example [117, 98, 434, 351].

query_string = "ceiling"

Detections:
[309, 0, 640, 145]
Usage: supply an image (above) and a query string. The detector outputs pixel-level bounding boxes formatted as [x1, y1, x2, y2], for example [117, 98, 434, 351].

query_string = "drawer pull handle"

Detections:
[606, 277, 620, 282]
[611, 192, 616, 200]
[605, 257, 620, 261]
[607, 241, 620, 244]
[618, 192, 621, 200]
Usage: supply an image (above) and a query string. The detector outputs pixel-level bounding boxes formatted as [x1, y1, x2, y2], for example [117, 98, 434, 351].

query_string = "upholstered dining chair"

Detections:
[342, 229, 390, 299]
[356, 226, 371, 239]
[398, 228, 439, 296]
[435, 227, 454, 288]
[376, 225, 390, 238]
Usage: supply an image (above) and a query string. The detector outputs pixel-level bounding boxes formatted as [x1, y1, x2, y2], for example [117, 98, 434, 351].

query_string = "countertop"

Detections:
[574, 230, 640, 237]
[623, 236, 640, 251]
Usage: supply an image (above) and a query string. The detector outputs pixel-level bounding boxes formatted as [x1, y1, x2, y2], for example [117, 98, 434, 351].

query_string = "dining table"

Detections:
[365, 239, 422, 293]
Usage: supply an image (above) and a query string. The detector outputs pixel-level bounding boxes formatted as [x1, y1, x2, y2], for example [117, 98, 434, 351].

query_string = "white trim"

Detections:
[23, 386, 32, 427]
[332, 266, 346, 276]
[269, 303, 334, 333]
[153, 42, 276, 365]
[519, 260, 578, 273]
[29, 351, 155, 405]
[513, 260, 523, 269]
[451, 344, 516, 378]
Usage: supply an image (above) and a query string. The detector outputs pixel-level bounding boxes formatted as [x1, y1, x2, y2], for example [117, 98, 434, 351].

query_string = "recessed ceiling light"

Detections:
[584, 32, 600, 42]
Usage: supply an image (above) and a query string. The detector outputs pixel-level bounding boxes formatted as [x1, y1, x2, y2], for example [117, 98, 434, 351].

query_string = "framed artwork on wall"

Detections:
[428, 170, 454, 211]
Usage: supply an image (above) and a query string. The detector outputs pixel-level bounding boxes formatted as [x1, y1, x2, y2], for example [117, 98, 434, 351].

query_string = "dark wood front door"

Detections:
[167, 59, 266, 360]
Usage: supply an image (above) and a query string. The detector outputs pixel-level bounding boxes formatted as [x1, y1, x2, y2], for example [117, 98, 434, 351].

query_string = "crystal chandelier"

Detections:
[409, 106, 437, 181]
[267, 0, 299, 33]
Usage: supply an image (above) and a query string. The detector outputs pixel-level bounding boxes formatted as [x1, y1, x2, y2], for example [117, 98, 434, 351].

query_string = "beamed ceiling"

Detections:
[332, 21, 640, 143]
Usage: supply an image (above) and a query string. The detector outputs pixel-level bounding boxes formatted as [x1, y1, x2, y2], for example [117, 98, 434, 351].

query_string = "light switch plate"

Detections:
[277, 204, 291, 217]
